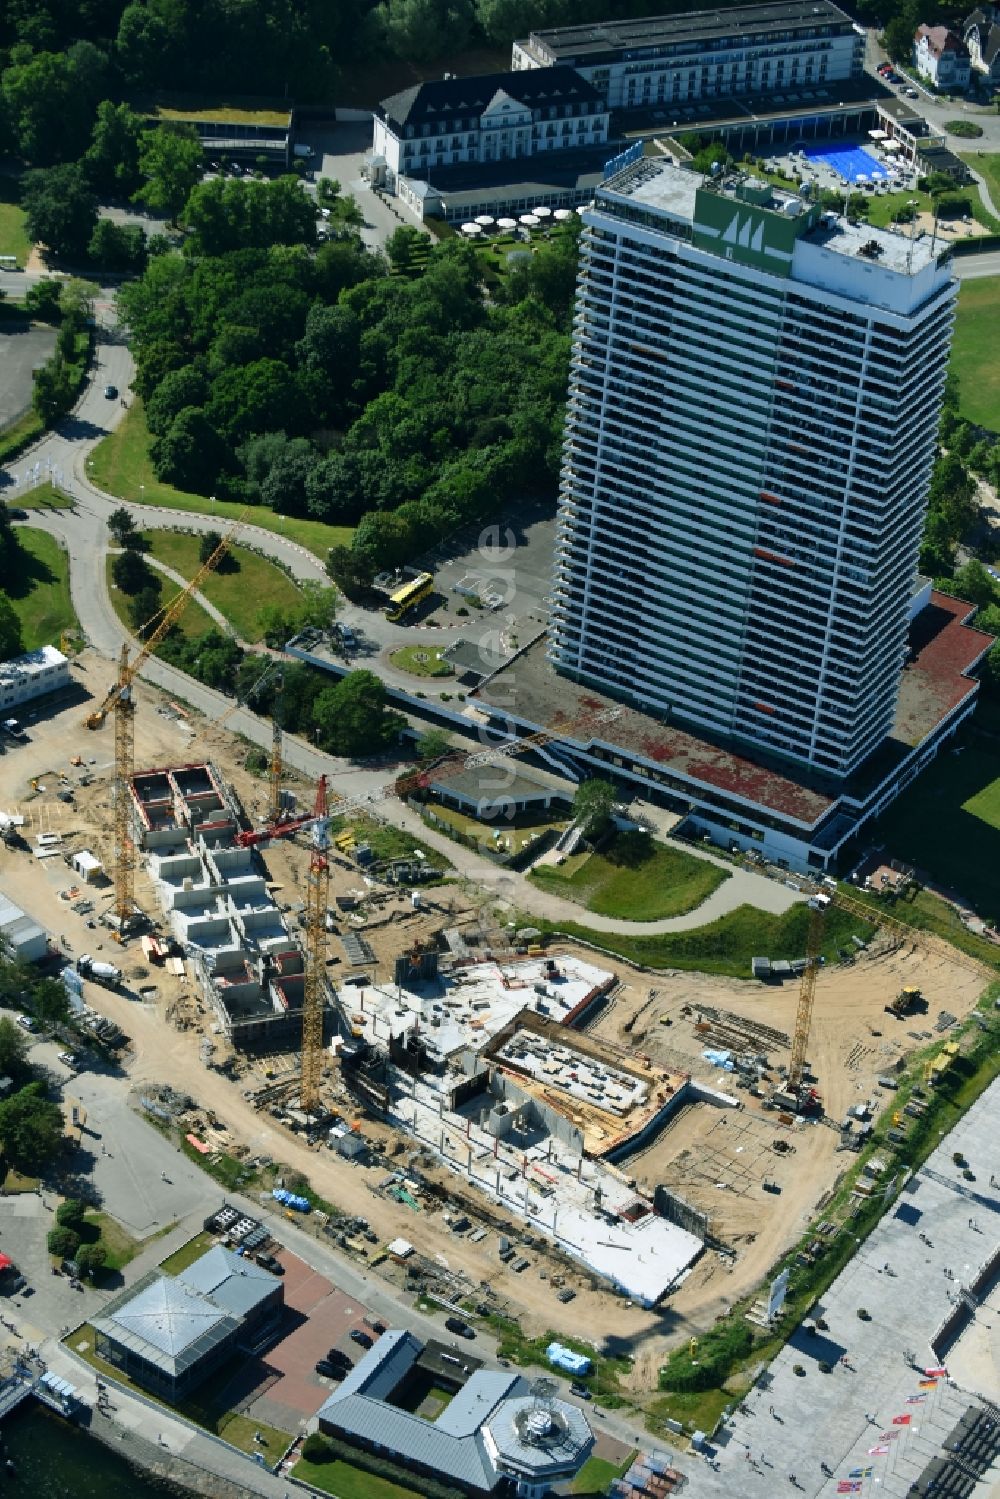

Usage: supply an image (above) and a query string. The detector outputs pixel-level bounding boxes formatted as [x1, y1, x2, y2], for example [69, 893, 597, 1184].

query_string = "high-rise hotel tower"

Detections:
[549, 158, 955, 780]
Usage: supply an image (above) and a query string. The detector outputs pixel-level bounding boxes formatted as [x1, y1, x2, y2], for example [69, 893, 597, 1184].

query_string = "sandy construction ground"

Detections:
[0, 672, 989, 1390]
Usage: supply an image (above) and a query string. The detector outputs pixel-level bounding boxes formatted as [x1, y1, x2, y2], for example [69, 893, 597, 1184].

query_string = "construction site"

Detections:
[0, 526, 992, 1374]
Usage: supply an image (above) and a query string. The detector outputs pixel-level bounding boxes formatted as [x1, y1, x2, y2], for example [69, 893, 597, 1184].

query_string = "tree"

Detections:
[47, 1225, 81, 1260]
[1, 50, 100, 164]
[32, 353, 77, 425]
[0, 594, 24, 662]
[24, 279, 63, 322]
[129, 584, 164, 636]
[573, 778, 617, 841]
[107, 507, 136, 545]
[199, 530, 223, 565]
[377, 0, 475, 61]
[88, 218, 147, 274]
[0, 1082, 65, 1172]
[31, 977, 70, 1027]
[385, 225, 425, 274]
[150, 407, 230, 491]
[22, 164, 98, 260]
[135, 124, 203, 222]
[883, 3, 921, 63]
[145, 365, 209, 437]
[84, 100, 145, 197]
[112, 548, 151, 595]
[312, 670, 403, 757]
[326, 544, 375, 601]
[0, 1017, 30, 1079]
[952, 559, 997, 611]
[414, 728, 452, 763]
[75, 1241, 107, 1280]
[55, 1198, 87, 1232]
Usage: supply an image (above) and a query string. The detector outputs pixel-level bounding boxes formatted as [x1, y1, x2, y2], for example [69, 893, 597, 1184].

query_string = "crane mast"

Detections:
[300, 775, 330, 1114]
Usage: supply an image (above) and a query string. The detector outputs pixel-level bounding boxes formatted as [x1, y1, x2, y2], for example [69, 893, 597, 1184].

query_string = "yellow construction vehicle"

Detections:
[885, 986, 922, 1019]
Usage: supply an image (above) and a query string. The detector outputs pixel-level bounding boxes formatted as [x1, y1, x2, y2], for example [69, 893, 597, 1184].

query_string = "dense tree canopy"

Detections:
[0, 1081, 65, 1172]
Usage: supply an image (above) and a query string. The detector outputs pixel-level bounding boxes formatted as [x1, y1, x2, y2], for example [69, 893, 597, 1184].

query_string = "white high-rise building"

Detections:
[549, 159, 956, 780]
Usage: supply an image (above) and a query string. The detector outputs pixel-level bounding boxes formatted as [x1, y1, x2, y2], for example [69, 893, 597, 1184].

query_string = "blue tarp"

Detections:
[272, 1188, 310, 1212]
[546, 1342, 591, 1375]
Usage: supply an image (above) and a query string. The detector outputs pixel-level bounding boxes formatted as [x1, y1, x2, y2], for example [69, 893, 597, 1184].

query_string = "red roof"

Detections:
[0, 1253, 14, 1271]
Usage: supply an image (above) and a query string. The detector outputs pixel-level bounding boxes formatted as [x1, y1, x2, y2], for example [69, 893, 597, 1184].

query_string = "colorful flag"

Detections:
[907, 1395, 927, 1404]
[924, 1366, 947, 1378]
[892, 1414, 912, 1426]
[868, 1446, 890, 1456]
[838, 1484, 862, 1494]
[849, 1467, 874, 1478]
[919, 1379, 938, 1389]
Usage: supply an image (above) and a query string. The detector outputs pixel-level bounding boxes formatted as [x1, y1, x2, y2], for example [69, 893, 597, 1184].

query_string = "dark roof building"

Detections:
[964, 6, 1000, 77]
[370, 67, 610, 202]
[511, 1, 864, 111]
[92, 1247, 282, 1402]
[317, 1330, 593, 1497]
[379, 67, 604, 134]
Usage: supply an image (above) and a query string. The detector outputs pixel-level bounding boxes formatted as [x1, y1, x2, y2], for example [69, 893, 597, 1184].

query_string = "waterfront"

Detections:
[3, 1405, 196, 1497]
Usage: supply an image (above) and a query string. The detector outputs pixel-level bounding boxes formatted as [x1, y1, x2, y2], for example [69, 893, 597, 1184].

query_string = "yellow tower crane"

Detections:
[86, 515, 246, 929]
[787, 900, 826, 1096]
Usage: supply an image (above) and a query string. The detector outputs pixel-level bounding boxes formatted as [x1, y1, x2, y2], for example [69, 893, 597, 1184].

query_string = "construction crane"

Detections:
[268, 665, 285, 824]
[85, 514, 246, 930]
[787, 898, 827, 1101]
[300, 775, 330, 1114]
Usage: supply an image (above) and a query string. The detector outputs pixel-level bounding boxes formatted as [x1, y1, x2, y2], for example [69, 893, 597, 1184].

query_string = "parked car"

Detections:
[326, 1348, 352, 1366]
[57, 1051, 78, 1070]
[15, 1015, 37, 1032]
[315, 1360, 339, 1378]
[350, 1329, 373, 1348]
[570, 1382, 592, 1400]
[445, 1316, 474, 1339]
[904, 87, 918, 97]
[104, 384, 118, 400]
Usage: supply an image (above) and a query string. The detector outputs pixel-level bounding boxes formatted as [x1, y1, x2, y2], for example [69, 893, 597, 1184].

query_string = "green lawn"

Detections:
[293, 1455, 423, 1499]
[143, 530, 302, 642]
[159, 1229, 217, 1275]
[390, 644, 454, 677]
[8, 481, 75, 511]
[0, 177, 30, 264]
[0, 410, 44, 465]
[572, 1453, 637, 1494]
[532, 898, 874, 978]
[531, 831, 727, 922]
[951, 276, 1000, 431]
[961, 150, 1000, 211]
[105, 553, 217, 644]
[88, 401, 353, 562]
[874, 734, 1000, 919]
[81, 1210, 144, 1273]
[9, 528, 77, 650]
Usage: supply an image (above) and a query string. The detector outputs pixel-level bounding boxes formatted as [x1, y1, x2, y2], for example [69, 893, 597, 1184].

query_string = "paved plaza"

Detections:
[678, 1077, 1000, 1498]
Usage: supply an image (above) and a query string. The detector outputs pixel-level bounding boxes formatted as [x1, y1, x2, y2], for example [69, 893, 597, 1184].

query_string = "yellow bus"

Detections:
[384, 571, 433, 622]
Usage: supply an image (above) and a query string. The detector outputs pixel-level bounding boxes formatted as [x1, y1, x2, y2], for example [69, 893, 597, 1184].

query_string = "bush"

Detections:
[75, 1241, 106, 1280]
[55, 1198, 86, 1231]
[945, 120, 983, 138]
[857, 1307, 871, 1320]
[301, 1433, 331, 1462]
[793, 1364, 806, 1376]
[660, 1317, 753, 1392]
[47, 1225, 80, 1259]
[818, 1361, 832, 1373]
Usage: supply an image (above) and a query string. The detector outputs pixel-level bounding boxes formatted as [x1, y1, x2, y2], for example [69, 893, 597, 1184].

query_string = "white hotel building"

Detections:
[512, 0, 864, 113]
[371, 68, 609, 192]
[549, 161, 956, 781]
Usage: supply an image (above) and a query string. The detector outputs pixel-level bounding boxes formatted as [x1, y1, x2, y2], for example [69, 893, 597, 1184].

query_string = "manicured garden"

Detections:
[530, 830, 727, 922]
[105, 553, 217, 643]
[141, 530, 303, 643]
[389, 644, 454, 677]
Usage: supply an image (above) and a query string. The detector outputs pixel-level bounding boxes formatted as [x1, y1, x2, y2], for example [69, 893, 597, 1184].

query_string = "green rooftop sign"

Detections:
[692, 183, 819, 277]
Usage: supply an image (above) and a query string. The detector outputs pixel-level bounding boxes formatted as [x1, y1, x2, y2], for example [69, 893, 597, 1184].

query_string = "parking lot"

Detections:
[206, 1243, 379, 1433]
[0, 323, 57, 430]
